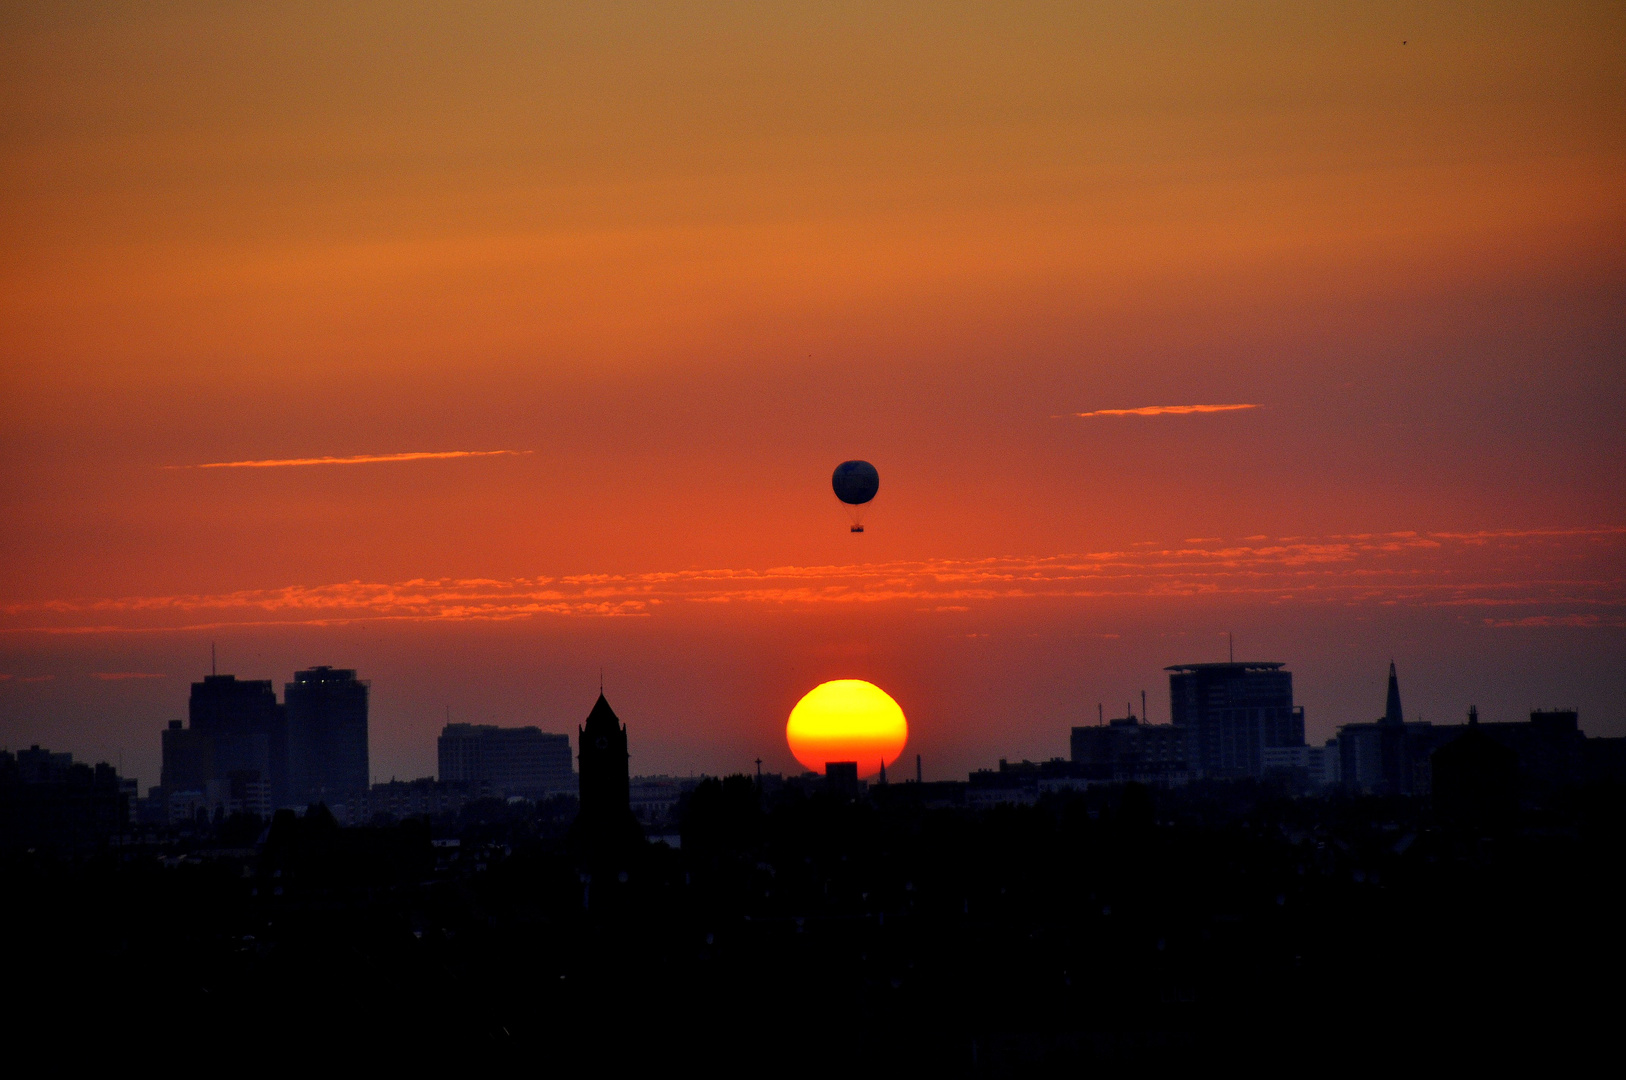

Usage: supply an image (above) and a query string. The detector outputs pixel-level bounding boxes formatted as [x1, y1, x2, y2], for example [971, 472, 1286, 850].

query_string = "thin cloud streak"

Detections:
[1074, 404, 1260, 418]
[167, 450, 531, 470]
[3, 528, 1620, 634]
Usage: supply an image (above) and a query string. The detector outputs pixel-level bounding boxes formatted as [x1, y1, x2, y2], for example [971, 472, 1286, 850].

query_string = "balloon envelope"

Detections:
[831, 460, 880, 505]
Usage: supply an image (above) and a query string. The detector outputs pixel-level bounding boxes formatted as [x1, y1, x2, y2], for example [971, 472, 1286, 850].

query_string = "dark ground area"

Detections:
[8, 780, 1623, 1071]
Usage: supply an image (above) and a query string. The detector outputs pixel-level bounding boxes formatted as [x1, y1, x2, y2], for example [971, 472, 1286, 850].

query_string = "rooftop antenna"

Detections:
[211, 641, 216, 677]
[1098, 702, 1103, 726]
[755, 757, 762, 785]
[599, 667, 604, 694]
[916, 754, 922, 783]
[1228, 632, 1234, 664]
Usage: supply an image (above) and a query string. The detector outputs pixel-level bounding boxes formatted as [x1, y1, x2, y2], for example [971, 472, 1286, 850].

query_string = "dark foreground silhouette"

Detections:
[8, 778, 1622, 1071]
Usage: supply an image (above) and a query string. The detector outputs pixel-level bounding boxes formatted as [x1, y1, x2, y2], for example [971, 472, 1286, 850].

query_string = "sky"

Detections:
[3, 2, 1623, 789]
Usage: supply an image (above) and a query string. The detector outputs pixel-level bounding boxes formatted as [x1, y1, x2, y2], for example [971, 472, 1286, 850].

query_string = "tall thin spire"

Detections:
[1384, 660, 1403, 725]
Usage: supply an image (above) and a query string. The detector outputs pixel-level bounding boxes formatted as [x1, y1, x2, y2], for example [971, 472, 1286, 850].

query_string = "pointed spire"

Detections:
[1384, 660, 1403, 725]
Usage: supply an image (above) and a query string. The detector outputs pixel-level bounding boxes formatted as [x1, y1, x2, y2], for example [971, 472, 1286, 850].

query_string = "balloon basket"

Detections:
[850, 526, 864, 533]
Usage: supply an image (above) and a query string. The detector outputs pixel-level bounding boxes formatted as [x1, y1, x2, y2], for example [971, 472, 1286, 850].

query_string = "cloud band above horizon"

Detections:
[1074, 404, 1260, 418]
[4, 527, 1618, 634]
[168, 450, 531, 470]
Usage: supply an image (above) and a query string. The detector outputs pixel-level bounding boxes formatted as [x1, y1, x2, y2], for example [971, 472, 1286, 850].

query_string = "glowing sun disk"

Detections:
[786, 679, 908, 777]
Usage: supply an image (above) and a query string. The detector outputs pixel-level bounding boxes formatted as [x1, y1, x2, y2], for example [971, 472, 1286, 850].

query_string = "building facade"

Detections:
[189, 674, 288, 806]
[1166, 662, 1306, 779]
[438, 723, 575, 799]
[286, 666, 369, 804]
[1071, 712, 1192, 786]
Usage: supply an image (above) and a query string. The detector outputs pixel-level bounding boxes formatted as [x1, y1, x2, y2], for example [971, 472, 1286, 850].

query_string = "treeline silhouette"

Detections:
[8, 778, 1623, 1070]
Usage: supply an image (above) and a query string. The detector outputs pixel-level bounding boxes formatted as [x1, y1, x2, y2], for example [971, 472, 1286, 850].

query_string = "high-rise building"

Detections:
[188, 674, 287, 805]
[286, 667, 369, 804]
[1166, 661, 1305, 778]
[438, 723, 575, 798]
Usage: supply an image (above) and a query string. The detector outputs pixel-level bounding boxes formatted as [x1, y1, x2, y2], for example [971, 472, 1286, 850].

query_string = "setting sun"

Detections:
[786, 680, 908, 777]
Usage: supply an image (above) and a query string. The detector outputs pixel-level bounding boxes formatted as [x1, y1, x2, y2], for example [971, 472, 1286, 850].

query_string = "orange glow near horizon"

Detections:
[786, 681, 909, 778]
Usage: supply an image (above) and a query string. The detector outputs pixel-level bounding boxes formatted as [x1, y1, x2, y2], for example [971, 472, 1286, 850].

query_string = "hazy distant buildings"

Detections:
[286, 666, 369, 804]
[629, 776, 692, 830]
[438, 723, 574, 799]
[341, 777, 473, 825]
[1262, 742, 1340, 789]
[1071, 712, 1192, 785]
[1167, 662, 1306, 778]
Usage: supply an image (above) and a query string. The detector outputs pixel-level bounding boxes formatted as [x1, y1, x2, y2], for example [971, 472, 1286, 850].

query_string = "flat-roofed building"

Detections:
[1166, 662, 1305, 779]
[286, 667, 369, 804]
[438, 723, 574, 799]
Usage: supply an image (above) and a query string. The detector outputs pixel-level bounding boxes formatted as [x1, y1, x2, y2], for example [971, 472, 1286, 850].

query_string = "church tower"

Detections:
[1378, 660, 1407, 795]
[1382, 660, 1404, 726]
[577, 692, 635, 849]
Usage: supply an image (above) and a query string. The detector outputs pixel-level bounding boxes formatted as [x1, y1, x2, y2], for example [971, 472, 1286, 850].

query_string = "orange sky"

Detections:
[2, 3, 1623, 788]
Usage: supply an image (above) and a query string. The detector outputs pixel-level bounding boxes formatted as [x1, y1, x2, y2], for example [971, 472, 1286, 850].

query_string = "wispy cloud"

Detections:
[167, 450, 530, 470]
[1074, 404, 1259, 418]
[90, 671, 166, 680]
[1483, 614, 1626, 629]
[4, 528, 1621, 634]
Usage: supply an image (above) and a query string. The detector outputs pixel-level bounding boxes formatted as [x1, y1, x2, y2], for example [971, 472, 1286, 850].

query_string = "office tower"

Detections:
[188, 674, 287, 805]
[1166, 661, 1305, 778]
[286, 666, 369, 804]
[438, 723, 575, 798]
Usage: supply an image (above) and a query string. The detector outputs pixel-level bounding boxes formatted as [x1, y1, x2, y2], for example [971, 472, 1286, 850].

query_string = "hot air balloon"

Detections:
[832, 460, 879, 532]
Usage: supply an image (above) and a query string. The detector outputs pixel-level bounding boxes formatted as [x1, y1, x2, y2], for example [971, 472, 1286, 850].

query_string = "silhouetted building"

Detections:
[824, 761, 861, 799]
[1071, 712, 1191, 785]
[286, 666, 369, 804]
[1, 747, 129, 849]
[1166, 662, 1305, 778]
[1336, 663, 1450, 794]
[342, 777, 473, 824]
[630, 776, 697, 830]
[1432, 706, 1519, 826]
[160, 711, 273, 821]
[190, 674, 288, 806]
[576, 692, 638, 851]
[1262, 741, 1339, 788]
[438, 723, 574, 798]
[14, 745, 74, 784]
[968, 758, 1106, 807]
[1338, 664, 1603, 800]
